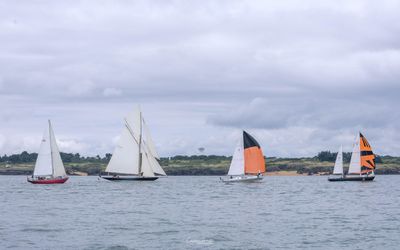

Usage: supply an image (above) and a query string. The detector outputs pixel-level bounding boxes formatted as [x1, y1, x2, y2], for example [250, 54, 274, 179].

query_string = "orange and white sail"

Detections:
[227, 131, 266, 176]
[348, 133, 375, 175]
[360, 133, 375, 174]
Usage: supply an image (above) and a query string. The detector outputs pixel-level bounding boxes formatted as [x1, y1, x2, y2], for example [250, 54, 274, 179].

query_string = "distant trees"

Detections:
[0, 151, 112, 164]
[0, 150, 386, 167]
[169, 155, 230, 161]
[0, 151, 38, 163]
[316, 151, 382, 164]
[316, 151, 337, 162]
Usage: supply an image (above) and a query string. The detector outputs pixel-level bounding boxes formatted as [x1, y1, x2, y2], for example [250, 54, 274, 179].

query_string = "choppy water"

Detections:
[0, 175, 399, 250]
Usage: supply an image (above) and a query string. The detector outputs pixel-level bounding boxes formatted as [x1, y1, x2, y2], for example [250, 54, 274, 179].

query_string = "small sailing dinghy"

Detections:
[27, 120, 69, 184]
[100, 106, 166, 181]
[220, 131, 266, 183]
[328, 133, 376, 182]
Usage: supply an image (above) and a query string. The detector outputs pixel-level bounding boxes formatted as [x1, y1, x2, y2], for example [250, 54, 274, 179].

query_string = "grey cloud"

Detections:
[0, 0, 399, 156]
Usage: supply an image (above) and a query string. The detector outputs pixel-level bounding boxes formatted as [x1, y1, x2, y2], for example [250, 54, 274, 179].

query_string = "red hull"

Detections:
[28, 177, 69, 184]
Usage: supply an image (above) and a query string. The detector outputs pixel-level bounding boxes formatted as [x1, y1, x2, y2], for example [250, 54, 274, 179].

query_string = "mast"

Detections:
[138, 110, 143, 176]
[49, 120, 55, 178]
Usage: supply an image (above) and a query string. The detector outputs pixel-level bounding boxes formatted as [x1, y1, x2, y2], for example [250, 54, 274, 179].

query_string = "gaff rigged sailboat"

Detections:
[27, 120, 69, 184]
[328, 133, 376, 182]
[220, 131, 266, 183]
[100, 106, 166, 181]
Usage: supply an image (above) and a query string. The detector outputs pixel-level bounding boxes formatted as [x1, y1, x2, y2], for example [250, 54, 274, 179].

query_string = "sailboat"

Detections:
[27, 120, 69, 184]
[220, 131, 266, 183]
[100, 106, 166, 181]
[328, 132, 376, 182]
[327, 146, 344, 181]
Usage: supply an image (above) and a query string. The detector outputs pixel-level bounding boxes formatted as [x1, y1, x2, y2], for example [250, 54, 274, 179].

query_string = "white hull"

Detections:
[220, 175, 263, 183]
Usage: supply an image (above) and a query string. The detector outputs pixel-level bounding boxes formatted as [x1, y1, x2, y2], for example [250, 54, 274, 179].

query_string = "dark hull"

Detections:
[328, 175, 375, 182]
[100, 175, 158, 181]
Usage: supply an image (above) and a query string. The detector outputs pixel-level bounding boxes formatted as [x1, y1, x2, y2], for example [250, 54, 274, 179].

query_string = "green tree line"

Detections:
[0, 151, 112, 164]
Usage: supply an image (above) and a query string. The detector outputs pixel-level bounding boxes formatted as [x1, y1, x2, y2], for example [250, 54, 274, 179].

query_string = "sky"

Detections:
[0, 0, 399, 157]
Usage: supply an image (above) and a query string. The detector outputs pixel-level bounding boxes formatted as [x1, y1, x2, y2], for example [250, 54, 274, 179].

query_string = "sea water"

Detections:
[0, 176, 399, 249]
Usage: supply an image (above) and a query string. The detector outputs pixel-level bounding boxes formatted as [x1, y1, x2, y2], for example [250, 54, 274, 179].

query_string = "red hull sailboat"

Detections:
[27, 176, 69, 184]
[27, 120, 69, 184]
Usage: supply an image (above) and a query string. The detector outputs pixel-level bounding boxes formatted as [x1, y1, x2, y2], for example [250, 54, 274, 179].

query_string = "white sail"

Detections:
[125, 106, 142, 144]
[333, 146, 343, 175]
[33, 125, 53, 176]
[227, 138, 245, 176]
[140, 151, 155, 177]
[106, 119, 140, 174]
[348, 133, 361, 174]
[106, 106, 166, 177]
[143, 140, 166, 176]
[49, 121, 67, 177]
[143, 120, 160, 159]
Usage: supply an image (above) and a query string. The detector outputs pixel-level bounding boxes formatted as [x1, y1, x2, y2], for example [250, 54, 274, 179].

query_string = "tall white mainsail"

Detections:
[333, 146, 343, 175]
[227, 138, 245, 176]
[33, 121, 67, 177]
[34, 124, 53, 176]
[348, 133, 361, 174]
[106, 115, 140, 175]
[105, 107, 166, 177]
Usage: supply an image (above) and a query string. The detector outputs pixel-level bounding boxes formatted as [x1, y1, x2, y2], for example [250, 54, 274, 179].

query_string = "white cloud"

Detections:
[57, 139, 89, 153]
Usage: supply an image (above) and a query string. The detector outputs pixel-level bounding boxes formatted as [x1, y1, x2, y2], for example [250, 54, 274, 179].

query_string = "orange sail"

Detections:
[360, 133, 375, 174]
[243, 131, 266, 175]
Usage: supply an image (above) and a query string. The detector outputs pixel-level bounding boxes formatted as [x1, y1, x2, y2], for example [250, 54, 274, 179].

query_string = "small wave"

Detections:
[20, 228, 57, 233]
[141, 230, 180, 236]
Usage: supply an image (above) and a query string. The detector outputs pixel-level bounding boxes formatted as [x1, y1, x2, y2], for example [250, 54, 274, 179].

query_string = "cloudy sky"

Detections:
[1, 0, 399, 157]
